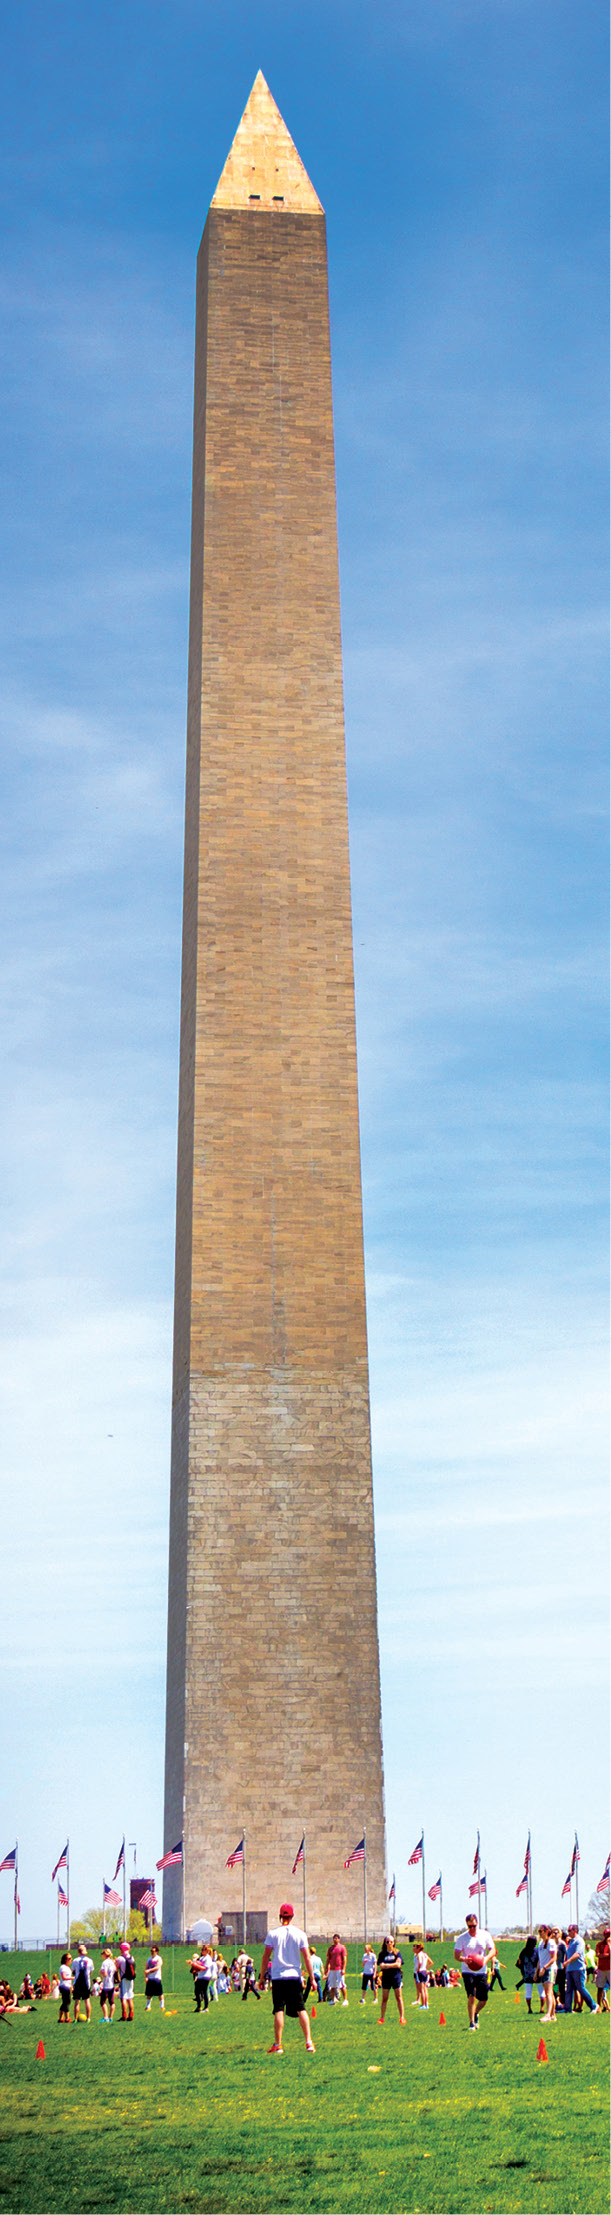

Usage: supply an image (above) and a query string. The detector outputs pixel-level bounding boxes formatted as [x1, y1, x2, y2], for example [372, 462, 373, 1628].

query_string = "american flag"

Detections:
[472, 1832, 481, 1875]
[104, 1883, 122, 1906]
[428, 1876, 442, 1901]
[561, 1871, 572, 1899]
[156, 1839, 183, 1870]
[468, 1878, 481, 1898]
[516, 1833, 531, 1897]
[112, 1840, 125, 1881]
[344, 1836, 366, 1868]
[408, 1835, 423, 1866]
[58, 1885, 68, 1908]
[292, 1835, 305, 1875]
[139, 1887, 157, 1913]
[388, 1877, 396, 1902]
[225, 1837, 245, 1869]
[51, 1843, 68, 1882]
[597, 1855, 610, 1893]
[0, 1846, 17, 1873]
[571, 1836, 580, 1876]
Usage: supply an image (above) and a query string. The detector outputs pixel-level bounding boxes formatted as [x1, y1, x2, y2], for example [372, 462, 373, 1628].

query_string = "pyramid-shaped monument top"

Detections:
[211, 71, 322, 214]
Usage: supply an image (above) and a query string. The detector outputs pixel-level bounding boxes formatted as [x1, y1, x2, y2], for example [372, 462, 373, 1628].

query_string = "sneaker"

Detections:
[305, 2043, 316, 2053]
[267, 2045, 283, 2055]
[342, 2000, 349, 2008]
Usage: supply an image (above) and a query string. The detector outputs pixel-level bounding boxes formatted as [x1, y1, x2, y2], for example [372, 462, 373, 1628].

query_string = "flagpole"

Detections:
[392, 1873, 396, 1941]
[14, 1844, 18, 1954]
[575, 1837, 579, 1930]
[57, 1881, 60, 1948]
[363, 1827, 367, 1948]
[181, 1835, 186, 1945]
[477, 1832, 481, 1924]
[528, 1837, 532, 1934]
[122, 1838, 126, 1942]
[242, 1834, 246, 1951]
[67, 1840, 70, 1950]
[302, 1831, 307, 1934]
[102, 1880, 106, 1940]
[439, 1877, 443, 1944]
[421, 1832, 426, 1944]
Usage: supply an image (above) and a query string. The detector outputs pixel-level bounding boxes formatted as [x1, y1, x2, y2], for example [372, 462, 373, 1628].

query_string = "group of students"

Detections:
[53, 1939, 167, 2022]
[515, 1924, 610, 2021]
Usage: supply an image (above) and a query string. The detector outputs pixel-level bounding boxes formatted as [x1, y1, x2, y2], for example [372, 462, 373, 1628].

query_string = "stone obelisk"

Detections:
[162, 71, 386, 1939]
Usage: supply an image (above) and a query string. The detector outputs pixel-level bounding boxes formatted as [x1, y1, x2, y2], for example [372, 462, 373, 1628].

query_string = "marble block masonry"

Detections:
[162, 72, 387, 1939]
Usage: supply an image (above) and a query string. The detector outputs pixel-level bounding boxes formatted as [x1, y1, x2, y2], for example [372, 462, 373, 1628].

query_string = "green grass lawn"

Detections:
[0, 1944, 608, 2214]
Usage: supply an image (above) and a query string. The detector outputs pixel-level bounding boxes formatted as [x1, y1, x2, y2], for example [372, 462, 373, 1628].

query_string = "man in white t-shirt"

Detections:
[259, 1902, 317, 2054]
[454, 1914, 495, 2029]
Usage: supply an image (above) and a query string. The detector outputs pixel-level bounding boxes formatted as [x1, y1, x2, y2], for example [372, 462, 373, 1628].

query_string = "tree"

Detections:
[70, 1908, 122, 1945]
[68, 1905, 161, 1947]
[127, 1909, 162, 1946]
[584, 1886, 610, 1936]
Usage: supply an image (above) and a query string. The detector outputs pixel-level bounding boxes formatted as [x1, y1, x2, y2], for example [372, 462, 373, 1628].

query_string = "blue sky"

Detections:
[0, 0, 608, 1939]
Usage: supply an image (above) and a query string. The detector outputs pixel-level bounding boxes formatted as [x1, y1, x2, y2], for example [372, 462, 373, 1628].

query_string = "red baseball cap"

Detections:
[279, 1903, 294, 1919]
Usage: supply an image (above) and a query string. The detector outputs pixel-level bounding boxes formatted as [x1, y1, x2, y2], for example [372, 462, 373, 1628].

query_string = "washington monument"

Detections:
[162, 72, 387, 1938]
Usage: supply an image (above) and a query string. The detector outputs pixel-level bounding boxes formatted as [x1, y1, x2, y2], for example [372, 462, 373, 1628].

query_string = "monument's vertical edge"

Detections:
[163, 75, 387, 1938]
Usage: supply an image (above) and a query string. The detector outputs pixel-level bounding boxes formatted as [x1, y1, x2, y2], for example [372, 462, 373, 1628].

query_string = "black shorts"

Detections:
[462, 1971, 489, 2002]
[362, 1973, 375, 1989]
[381, 1970, 402, 1990]
[272, 1978, 304, 2018]
[145, 1978, 163, 1998]
[73, 1975, 90, 2000]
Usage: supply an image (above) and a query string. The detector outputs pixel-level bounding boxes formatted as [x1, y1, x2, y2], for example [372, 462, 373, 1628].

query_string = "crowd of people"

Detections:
[2, 1910, 608, 2048]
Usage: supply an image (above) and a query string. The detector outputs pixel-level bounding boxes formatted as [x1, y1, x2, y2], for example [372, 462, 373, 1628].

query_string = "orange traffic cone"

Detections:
[514, 1992, 521, 2005]
[311, 2006, 317, 2018]
[35, 2040, 45, 2060]
[536, 2037, 548, 2063]
[439, 2011, 446, 2026]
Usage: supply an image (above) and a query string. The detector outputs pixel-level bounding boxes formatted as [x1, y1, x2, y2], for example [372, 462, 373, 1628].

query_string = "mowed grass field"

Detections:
[0, 1943, 608, 2214]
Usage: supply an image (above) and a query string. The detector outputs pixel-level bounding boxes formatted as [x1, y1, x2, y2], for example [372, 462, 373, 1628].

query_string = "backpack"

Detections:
[122, 1956, 136, 1980]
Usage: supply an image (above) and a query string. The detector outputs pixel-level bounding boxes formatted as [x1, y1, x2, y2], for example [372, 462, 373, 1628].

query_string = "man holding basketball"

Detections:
[454, 1912, 495, 2029]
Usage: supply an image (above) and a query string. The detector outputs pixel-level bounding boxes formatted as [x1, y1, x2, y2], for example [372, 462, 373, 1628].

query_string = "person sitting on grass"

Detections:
[259, 1902, 317, 2056]
[376, 1936, 406, 2026]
